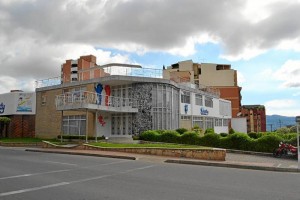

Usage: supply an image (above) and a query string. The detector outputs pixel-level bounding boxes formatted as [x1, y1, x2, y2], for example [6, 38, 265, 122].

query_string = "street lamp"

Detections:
[296, 116, 300, 169]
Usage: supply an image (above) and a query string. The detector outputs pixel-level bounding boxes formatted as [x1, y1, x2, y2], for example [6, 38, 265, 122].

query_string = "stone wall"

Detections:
[82, 145, 226, 161]
[132, 83, 153, 135]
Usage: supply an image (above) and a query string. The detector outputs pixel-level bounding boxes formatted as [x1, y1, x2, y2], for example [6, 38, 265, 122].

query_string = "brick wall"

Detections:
[6, 115, 35, 138]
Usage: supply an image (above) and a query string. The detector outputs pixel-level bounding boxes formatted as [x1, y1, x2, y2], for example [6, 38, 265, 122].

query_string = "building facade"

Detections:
[163, 60, 242, 118]
[35, 55, 232, 139]
[240, 105, 266, 133]
[0, 91, 36, 138]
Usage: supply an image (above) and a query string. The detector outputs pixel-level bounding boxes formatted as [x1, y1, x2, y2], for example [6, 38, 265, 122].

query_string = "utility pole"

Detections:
[267, 124, 273, 132]
[278, 119, 282, 128]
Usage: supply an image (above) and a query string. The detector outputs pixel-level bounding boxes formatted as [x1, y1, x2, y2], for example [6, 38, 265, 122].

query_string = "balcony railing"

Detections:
[55, 91, 138, 111]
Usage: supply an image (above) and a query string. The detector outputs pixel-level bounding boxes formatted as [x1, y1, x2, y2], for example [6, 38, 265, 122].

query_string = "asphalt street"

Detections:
[0, 147, 299, 200]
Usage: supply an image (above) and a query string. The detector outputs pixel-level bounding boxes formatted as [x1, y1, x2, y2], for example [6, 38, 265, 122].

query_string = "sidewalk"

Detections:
[25, 147, 300, 173]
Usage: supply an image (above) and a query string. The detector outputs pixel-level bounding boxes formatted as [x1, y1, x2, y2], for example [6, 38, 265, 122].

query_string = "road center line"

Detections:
[0, 182, 70, 197]
[0, 164, 156, 197]
[0, 174, 32, 180]
[45, 161, 78, 166]
[0, 160, 130, 180]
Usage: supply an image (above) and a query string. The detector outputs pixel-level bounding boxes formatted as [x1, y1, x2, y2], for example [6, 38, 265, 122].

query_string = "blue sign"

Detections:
[184, 104, 188, 114]
[0, 102, 5, 114]
[200, 107, 209, 115]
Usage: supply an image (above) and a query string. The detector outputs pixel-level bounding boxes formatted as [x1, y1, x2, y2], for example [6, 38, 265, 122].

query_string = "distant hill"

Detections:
[266, 115, 296, 131]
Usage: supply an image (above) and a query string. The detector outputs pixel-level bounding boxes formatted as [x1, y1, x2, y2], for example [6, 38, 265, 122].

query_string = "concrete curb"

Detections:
[25, 149, 136, 160]
[226, 149, 273, 157]
[165, 159, 300, 173]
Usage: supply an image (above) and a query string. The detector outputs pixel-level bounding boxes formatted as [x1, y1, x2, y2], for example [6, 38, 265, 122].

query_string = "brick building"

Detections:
[0, 91, 36, 138]
[241, 105, 266, 132]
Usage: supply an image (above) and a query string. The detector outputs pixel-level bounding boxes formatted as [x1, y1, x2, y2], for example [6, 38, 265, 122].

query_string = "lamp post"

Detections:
[296, 116, 300, 169]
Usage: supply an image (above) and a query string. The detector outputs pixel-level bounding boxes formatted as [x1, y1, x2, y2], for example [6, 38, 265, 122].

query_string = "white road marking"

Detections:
[0, 182, 70, 197]
[277, 164, 282, 167]
[0, 164, 156, 197]
[0, 174, 32, 180]
[0, 160, 130, 180]
[46, 161, 78, 166]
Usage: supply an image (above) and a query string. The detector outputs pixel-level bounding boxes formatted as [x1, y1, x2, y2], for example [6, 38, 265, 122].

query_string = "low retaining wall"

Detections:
[42, 141, 226, 161]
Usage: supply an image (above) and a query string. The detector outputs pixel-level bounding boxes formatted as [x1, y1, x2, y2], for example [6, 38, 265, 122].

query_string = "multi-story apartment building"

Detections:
[241, 105, 266, 133]
[163, 60, 242, 118]
[35, 55, 232, 139]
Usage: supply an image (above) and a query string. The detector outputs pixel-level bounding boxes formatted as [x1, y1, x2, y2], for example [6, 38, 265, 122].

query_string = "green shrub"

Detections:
[247, 132, 257, 139]
[254, 134, 283, 153]
[220, 133, 228, 137]
[160, 130, 180, 143]
[176, 128, 188, 135]
[204, 128, 215, 134]
[198, 133, 221, 147]
[256, 132, 264, 138]
[226, 133, 253, 151]
[287, 137, 298, 146]
[140, 130, 161, 142]
[155, 130, 165, 134]
[180, 131, 200, 145]
[229, 128, 235, 134]
[281, 133, 297, 140]
[289, 126, 297, 133]
[192, 125, 203, 136]
[132, 135, 140, 140]
[0, 117, 11, 123]
[276, 127, 290, 134]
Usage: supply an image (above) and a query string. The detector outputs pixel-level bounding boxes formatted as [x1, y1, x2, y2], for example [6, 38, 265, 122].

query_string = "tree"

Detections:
[0, 117, 11, 138]
[275, 127, 290, 134]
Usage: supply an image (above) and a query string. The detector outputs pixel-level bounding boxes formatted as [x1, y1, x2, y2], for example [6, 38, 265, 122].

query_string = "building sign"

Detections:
[200, 107, 209, 115]
[16, 93, 33, 112]
[0, 103, 5, 114]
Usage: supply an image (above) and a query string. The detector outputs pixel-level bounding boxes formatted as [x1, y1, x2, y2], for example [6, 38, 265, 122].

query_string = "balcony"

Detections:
[55, 91, 138, 113]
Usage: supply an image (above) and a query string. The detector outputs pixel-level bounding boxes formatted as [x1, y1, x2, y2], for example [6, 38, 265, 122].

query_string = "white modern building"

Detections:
[35, 55, 232, 139]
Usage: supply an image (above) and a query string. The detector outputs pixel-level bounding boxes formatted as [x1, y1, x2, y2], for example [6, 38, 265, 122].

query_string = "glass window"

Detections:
[62, 115, 86, 135]
[195, 94, 203, 106]
[181, 91, 190, 104]
[205, 96, 213, 108]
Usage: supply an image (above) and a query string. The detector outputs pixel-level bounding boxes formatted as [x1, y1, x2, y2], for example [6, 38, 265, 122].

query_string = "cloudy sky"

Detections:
[0, 0, 300, 116]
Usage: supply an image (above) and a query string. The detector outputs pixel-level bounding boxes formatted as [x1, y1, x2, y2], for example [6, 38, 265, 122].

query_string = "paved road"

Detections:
[0, 147, 299, 200]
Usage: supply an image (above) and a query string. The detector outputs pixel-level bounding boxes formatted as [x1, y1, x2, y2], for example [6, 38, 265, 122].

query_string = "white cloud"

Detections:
[168, 34, 219, 57]
[273, 60, 300, 88]
[265, 99, 300, 116]
[220, 47, 267, 61]
[241, 0, 284, 23]
[237, 71, 246, 85]
[276, 37, 300, 52]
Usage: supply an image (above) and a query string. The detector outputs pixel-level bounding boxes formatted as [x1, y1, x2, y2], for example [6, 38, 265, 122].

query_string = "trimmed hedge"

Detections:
[140, 130, 289, 153]
[160, 130, 180, 143]
[176, 128, 188, 135]
[180, 131, 199, 145]
[139, 130, 161, 142]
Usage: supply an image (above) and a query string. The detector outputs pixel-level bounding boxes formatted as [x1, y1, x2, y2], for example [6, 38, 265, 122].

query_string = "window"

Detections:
[223, 119, 229, 127]
[181, 115, 191, 120]
[195, 94, 203, 106]
[193, 116, 204, 129]
[219, 100, 231, 116]
[62, 115, 86, 135]
[205, 96, 213, 108]
[41, 94, 47, 105]
[205, 118, 214, 129]
[215, 118, 222, 127]
[181, 91, 190, 104]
